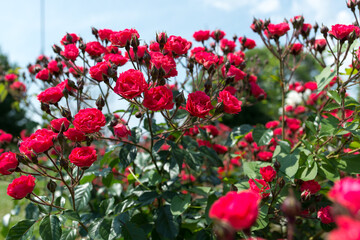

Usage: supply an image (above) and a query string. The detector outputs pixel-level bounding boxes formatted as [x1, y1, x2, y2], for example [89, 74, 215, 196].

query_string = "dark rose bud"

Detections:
[16, 154, 28, 165]
[277, 177, 285, 188]
[232, 34, 238, 42]
[226, 76, 235, 85]
[187, 60, 194, 73]
[158, 67, 166, 79]
[79, 42, 86, 52]
[281, 189, 301, 218]
[143, 51, 151, 66]
[60, 107, 72, 120]
[41, 102, 51, 114]
[67, 79, 77, 89]
[47, 180, 57, 193]
[264, 19, 271, 28]
[320, 25, 329, 37]
[110, 118, 118, 127]
[313, 22, 319, 33]
[52, 44, 62, 54]
[274, 161, 281, 170]
[130, 35, 140, 49]
[151, 66, 159, 80]
[60, 158, 68, 170]
[91, 27, 98, 38]
[62, 87, 69, 99]
[214, 102, 224, 115]
[230, 184, 238, 192]
[135, 112, 143, 118]
[66, 33, 73, 43]
[349, 30, 357, 43]
[158, 78, 166, 86]
[96, 95, 105, 110]
[175, 91, 185, 108]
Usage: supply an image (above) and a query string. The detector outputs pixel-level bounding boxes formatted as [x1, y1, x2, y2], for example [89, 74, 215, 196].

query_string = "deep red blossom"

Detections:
[317, 206, 334, 224]
[227, 53, 244, 66]
[47, 60, 60, 73]
[4, 73, 17, 82]
[36, 68, 50, 81]
[238, 37, 256, 49]
[313, 39, 327, 52]
[249, 179, 270, 198]
[220, 39, 236, 52]
[300, 180, 321, 198]
[257, 151, 273, 161]
[0, 152, 18, 175]
[218, 90, 242, 114]
[7, 175, 36, 199]
[109, 29, 140, 47]
[50, 118, 70, 132]
[328, 24, 360, 40]
[290, 43, 303, 55]
[60, 33, 79, 45]
[0, 130, 12, 144]
[185, 91, 213, 118]
[328, 177, 360, 216]
[328, 216, 360, 240]
[113, 123, 131, 138]
[209, 190, 260, 231]
[73, 108, 106, 134]
[23, 129, 57, 154]
[222, 65, 246, 82]
[164, 35, 192, 56]
[304, 81, 318, 91]
[210, 30, 226, 41]
[212, 144, 228, 154]
[64, 128, 86, 142]
[143, 86, 174, 111]
[194, 51, 221, 69]
[250, 82, 267, 99]
[193, 30, 210, 42]
[61, 44, 79, 61]
[260, 166, 277, 182]
[265, 23, 290, 38]
[98, 29, 114, 41]
[85, 41, 106, 57]
[89, 61, 111, 82]
[104, 53, 127, 66]
[37, 87, 63, 104]
[244, 131, 253, 142]
[56, 79, 76, 92]
[223, 86, 237, 95]
[265, 120, 280, 129]
[149, 52, 178, 78]
[114, 69, 148, 99]
[69, 147, 97, 168]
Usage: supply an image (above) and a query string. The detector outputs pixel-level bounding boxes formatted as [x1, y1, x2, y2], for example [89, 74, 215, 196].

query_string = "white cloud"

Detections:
[202, 0, 280, 13]
[202, 0, 249, 11]
[251, 0, 280, 14]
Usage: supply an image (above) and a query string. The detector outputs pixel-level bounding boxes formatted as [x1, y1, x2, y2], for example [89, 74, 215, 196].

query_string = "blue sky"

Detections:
[0, 0, 353, 67]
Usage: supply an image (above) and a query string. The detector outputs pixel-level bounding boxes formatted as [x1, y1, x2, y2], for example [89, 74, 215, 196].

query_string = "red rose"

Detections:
[328, 24, 360, 40]
[10, 82, 26, 92]
[143, 86, 174, 111]
[300, 180, 321, 198]
[98, 29, 114, 41]
[64, 128, 86, 142]
[7, 175, 36, 199]
[4, 73, 17, 82]
[210, 30, 226, 41]
[0, 152, 18, 175]
[304, 81, 317, 91]
[0, 130, 12, 143]
[317, 206, 334, 224]
[329, 216, 360, 240]
[223, 86, 237, 95]
[220, 39, 236, 52]
[290, 43, 303, 55]
[47, 60, 60, 73]
[218, 90, 242, 114]
[313, 39, 327, 52]
[222, 65, 246, 82]
[185, 91, 214, 118]
[163, 35, 192, 56]
[73, 108, 106, 134]
[227, 53, 244, 66]
[85, 41, 106, 57]
[69, 146, 97, 168]
[265, 120, 280, 129]
[266, 23, 290, 37]
[194, 51, 221, 69]
[37, 87, 64, 104]
[103, 53, 128, 66]
[125, 45, 148, 60]
[56, 79, 76, 92]
[259, 166, 276, 182]
[89, 61, 111, 82]
[149, 41, 160, 52]
[149, 52, 178, 78]
[113, 123, 131, 138]
[301, 23, 312, 36]
[209, 190, 260, 230]
[36, 68, 50, 81]
[60, 33, 79, 45]
[244, 132, 253, 142]
[114, 69, 148, 99]
[25, 129, 57, 153]
[257, 151, 273, 161]
[193, 30, 210, 42]
[239, 37, 256, 49]
[328, 177, 360, 216]
[212, 144, 228, 154]
[50, 118, 70, 132]
[110, 29, 140, 47]
[249, 179, 270, 198]
[69, 65, 85, 77]
[250, 82, 267, 99]
[61, 44, 79, 61]
[294, 106, 306, 115]
[201, 125, 219, 137]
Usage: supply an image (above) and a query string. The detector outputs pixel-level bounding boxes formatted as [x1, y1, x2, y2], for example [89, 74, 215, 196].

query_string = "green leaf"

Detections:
[253, 127, 273, 146]
[88, 219, 103, 239]
[243, 161, 271, 179]
[0, 84, 8, 103]
[315, 66, 336, 92]
[199, 146, 223, 167]
[62, 210, 81, 222]
[156, 206, 179, 240]
[119, 145, 137, 169]
[252, 205, 269, 230]
[99, 218, 112, 240]
[138, 191, 159, 206]
[327, 90, 341, 105]
[338, 154, 360, 174]
[170, 194, 191, 216]
[6, 220, 35, 240]
[39, 215, 62, 240]
[297, 158, 318, 181]
[277, 149, 300, 179]
[60, 229, 76, 240]
[318, 161, 340, 181]
[74, 183, 93, 211]
[100, 198, 115, 216]
[25, 203, 39, 220]
[153, 139, 165, 152]
[122, 222, 147, 240]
